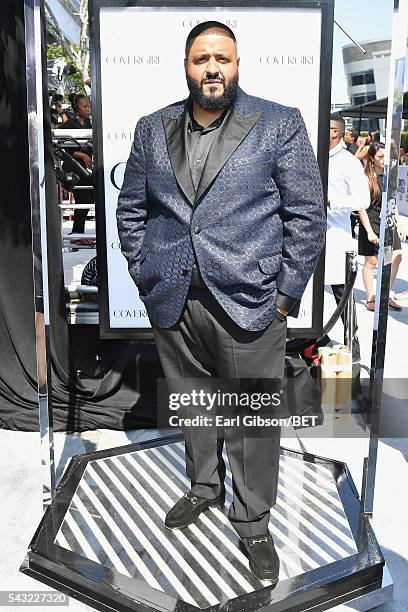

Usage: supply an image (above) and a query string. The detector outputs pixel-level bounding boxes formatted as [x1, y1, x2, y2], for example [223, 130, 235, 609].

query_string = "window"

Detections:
[352, 95, 368, 105]
[352, 93, 377, 106]
[350, 71, 375, 86]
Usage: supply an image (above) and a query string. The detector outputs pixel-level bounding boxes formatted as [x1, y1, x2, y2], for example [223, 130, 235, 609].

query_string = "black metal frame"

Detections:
[21, 434, 384, 612]
[90, 0, 333, 340]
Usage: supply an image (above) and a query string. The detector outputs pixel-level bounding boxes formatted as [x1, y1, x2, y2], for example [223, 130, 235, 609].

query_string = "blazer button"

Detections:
[182, 268, 189, 276]
[194, 226, 201, 234]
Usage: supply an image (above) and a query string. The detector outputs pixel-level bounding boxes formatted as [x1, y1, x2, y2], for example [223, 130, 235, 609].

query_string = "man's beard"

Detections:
[186, 73, 238, 110]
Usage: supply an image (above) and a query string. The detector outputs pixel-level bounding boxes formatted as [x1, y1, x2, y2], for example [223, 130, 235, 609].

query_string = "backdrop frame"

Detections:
[90, 0, 334, 339]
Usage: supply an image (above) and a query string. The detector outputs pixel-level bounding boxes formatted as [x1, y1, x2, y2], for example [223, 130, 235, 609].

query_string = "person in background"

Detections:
[50, 93, 68, 128]
[399, 146, 406, 165]
[62, 94, 94, 240]
[346, 131, 372, 236]
[358, 142, 405, 311]
[327, 114, 370, 400]
[64, 93, 76, 120]
[354, 132, 373, 164]
[372, 128, 381, 143]
[63, 94, 92, 133]
[343, 128, 359, 155]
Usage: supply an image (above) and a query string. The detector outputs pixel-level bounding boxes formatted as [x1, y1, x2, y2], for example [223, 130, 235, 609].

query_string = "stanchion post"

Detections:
[344, 251, 357, 349]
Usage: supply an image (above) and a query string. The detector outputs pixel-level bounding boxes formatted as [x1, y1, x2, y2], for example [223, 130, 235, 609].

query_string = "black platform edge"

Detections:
[20, 434, 385, 612]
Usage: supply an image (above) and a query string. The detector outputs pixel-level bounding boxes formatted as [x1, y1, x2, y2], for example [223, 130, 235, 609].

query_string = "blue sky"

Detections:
[332, 0, 393, 102]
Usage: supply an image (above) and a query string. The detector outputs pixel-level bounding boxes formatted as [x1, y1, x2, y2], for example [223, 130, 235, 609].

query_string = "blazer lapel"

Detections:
[162, 112, 196, 205]
[194, 107, 262, 204]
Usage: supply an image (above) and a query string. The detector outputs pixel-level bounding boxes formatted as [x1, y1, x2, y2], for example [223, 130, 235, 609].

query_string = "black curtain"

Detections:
[0, 0, 39, 427]
[0, 0, 161, 432]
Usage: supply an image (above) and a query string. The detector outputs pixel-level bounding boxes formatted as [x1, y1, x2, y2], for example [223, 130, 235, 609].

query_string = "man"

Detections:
[327, 114, 370, 401]
[117, 21, 325, 582]
[372, 128, 381, 143]
[343, 128, 359, 155]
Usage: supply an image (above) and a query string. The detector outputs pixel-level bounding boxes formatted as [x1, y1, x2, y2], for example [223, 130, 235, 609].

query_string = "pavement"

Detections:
[0, 225, 407, 611]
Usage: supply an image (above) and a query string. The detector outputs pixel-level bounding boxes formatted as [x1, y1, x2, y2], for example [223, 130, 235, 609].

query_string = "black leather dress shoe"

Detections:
[240, 533, 280, 582]
[165, 492, 225, 530]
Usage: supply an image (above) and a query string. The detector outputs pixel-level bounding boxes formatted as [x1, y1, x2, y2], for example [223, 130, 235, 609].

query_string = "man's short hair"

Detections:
[346, 129, 359, 142]
[185, 21, 236, 58]
[330, 113, 345, 137]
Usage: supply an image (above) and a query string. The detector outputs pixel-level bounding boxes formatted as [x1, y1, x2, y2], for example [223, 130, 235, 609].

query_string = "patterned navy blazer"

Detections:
[117, 86, 326, 331]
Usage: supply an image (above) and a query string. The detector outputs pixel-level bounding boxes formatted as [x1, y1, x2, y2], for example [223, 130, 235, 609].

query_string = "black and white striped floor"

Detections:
[55, 442, 357, 609]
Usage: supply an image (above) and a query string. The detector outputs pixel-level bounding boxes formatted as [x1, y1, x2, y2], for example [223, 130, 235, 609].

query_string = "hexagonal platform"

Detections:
[21, 434, 387, 611]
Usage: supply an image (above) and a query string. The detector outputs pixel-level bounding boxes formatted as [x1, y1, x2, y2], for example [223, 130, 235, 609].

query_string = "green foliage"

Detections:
[47, 43, 84, 94]
[47, 42, 75, 61]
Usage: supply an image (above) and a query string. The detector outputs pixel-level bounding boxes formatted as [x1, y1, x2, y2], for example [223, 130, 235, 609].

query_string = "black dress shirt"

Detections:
[185, 103, 297, 315]
[186, 105, 228, 289]
[186, 107, 228, 190]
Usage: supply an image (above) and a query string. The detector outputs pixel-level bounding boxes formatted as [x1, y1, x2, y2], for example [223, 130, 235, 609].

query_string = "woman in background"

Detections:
[358, 142, 405, 311]
[354, 131, 373, 164]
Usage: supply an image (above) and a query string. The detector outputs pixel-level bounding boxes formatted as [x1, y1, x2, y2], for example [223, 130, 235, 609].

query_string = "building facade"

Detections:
[343, 38, 408, 132]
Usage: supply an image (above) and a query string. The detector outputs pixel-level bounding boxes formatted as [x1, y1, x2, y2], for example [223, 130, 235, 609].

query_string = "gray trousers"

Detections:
[153, 287, 287, 537]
